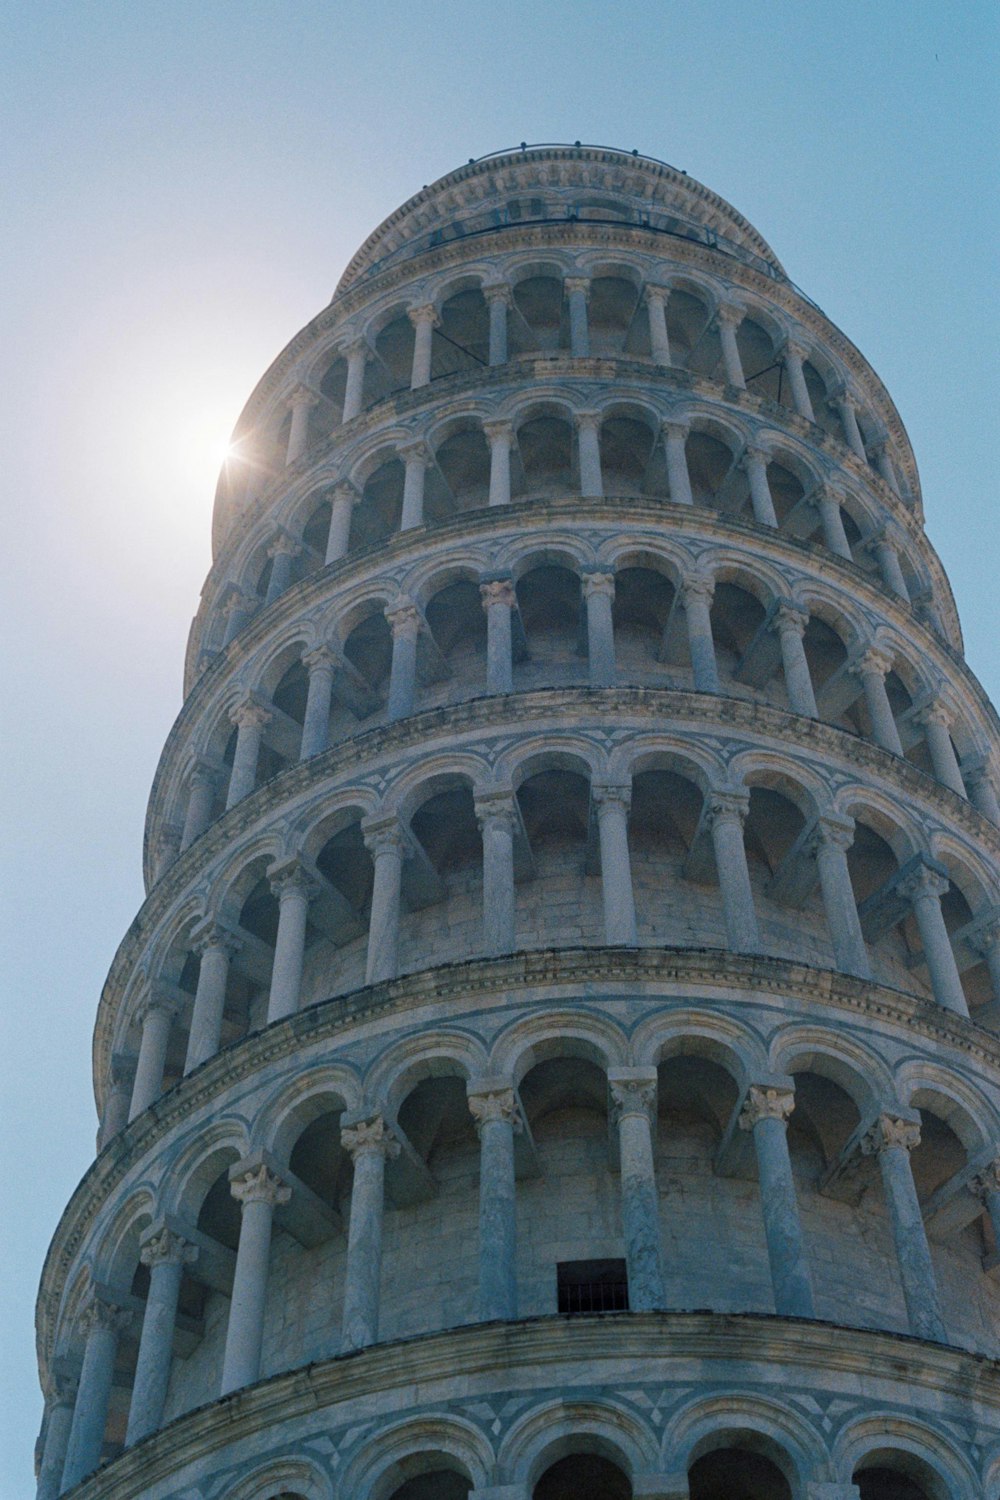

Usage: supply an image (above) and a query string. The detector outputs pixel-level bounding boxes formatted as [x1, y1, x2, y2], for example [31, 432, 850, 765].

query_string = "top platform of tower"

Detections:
[333, 144, 788, 296]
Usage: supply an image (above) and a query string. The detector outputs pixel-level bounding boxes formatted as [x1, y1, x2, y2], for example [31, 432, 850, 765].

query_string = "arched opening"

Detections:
[353, 458, 404, 550]
[588, 274, 641, 356]
[688, 1446, 792, 1500]
[803, 359, 839, 437]
[611, 566, 677, 682]
[629, 766, 710, 945]
[665, 287, 716, 374]
[516, 764, 597, 947]
[514, 564, 585, 689]
[534, 1453, 632, 1500]
[686, 430, 741, 511]
[400, 781, 482, 970]
[432, 426, 491, 515]
[312, 816, 373, 998]
[422, 578, 488, 705]
[301, 496, 332, 568]
[765, 458, 807, 527]
[512, 274, 566, 352]
[387, 1472, 472, 1500]
[515, 415, 575, 499]
[437, 286, 490, 372]
[743, 781, 828, 964]
[738, 316, 784, 406]
[373, 313, 417, 397]
[853, 1450, 947, 1500]
[599, 415, 663, 497]
[710, 582, 769, 698]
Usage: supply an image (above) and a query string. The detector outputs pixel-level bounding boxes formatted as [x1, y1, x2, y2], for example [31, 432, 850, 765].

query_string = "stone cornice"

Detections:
[45, 943, 1000, 1380]
[60, 1314, 1000, 1497]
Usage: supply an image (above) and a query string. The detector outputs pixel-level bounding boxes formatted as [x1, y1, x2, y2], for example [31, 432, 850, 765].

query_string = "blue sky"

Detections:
[2, 2, 997, 1493]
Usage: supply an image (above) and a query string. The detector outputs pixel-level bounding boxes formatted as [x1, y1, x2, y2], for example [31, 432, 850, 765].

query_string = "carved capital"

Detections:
[914, 698, 952, 731]
[136, 984, 179, 1027]
[266, 532, 300, 561]
[861, 1112, 921, 1156]
[268, 856, 318, 904]
[715, 301, 744, 327]
[362, 815, 406, 860]
[483, 418, 514, 447]
[593, 781, 632, 815]
[287, 383, 319, 411]
[662, 418, 690, 442]
[78, 1293, 132, 1339]
[330, 479, 361, 508]
[229, 1161, 291, 1209]
[229, 696, 272, 731]
[475, 790, 516, 834]
[609, 1074, 657, 1125]
[140, 1224, 198, 1270]
[706, 788, 750, 829]
[564, 276, 591, 300]
[481, 281, 513, 308]
[302, 644, 338, 675]
[192, 921, 242, 961]
[582, 568, 615, 601]
[855, 646, 894, 681]
[398, 438, 431, 466]
[480, 577, 516, 611]
[468, 1087, 522, 1135]
[774, 600, 809, 638]
[969, 1160, 1000, 1203]
[681, 572, 715, 608]
[739, 1084, 795, 1131]
[813, 813, 856, 855]
[780, 336, 809, 363]
[643, 283, 669, 306]
[341, 1113, 400, 1161]
[575, 408, 601, 434]
[407, 302, 439, 328]
[384, 600, 421, 639]
[899, 861, 949, 906]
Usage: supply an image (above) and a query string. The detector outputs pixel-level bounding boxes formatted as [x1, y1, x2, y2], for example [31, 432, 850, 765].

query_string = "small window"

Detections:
[557, 1259, 628, 1315]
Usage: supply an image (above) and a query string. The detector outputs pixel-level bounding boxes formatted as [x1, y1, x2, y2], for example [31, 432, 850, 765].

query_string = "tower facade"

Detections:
[36, 146, 1000, 1500]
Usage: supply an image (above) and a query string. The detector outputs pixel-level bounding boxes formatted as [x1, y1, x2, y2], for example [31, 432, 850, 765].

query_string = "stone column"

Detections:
[644, 285, 672, 365]
[861, 1113, 946, 1342]
[706, 791, 759, 952]
[468, 1084, 522, 1320]
[608, 1071, 666, 1310]
[97, 1056, 135, 1150]
[180, 760, 217, 850]
[480, 577, 515, 694]
[35, 1375, 76, 1500]
[385, 600, 421, 720]
[484, 419, 514, 506]
[61, 1296, 132, 1491]
[565, 276, 590, 356]
[483, 282, 511, 365]
[855, 648, 903, 755]
[129, 988, 178, 1120]
[408, 303, 438, 388]
[816, 485, 853, 560]
[475, 791, 517, 956]
[576, 410, 603, 496]
[221, 588, 252, 647]
[774, 602, 817, 717]
[965, 759, 1000, 824]
[917, 703, 967, 797]
[399, 439, 430, 530]
[867, 529, 909, 601]
[834, 387, 867, 460]
[221, 1162, 291, 1394]
[681, 574, 719, 693]
[263, 535, 299, 605]
[226, 697, 272, 808]
[812, 816, 871, 979]
[583, 568, 616, 686]
[970, 919, 1000, 1006]
[267, 858, 317, 1023]
[341, 338, 369, 421]
[716, 304, 746, 388]
[871, 437, 901, 495]
[125, 1226, 198, 1446]
[663, 420, 693, 506]
[184, 925, 239, 1074]
[300, 646, 337, 759]
[970, 1160, 1000, 1248]
[363, 817, 406, 984]
[738, 1085, 815, 1317]
[340, 1113, 400, 1349]
[743, 445, 778, 527]
[781, 340, 815, 421]
[593, 782, 638, 945]
[285, 385, 317, 465]
[325, 481, 358, 564]
[900, 863, 968, 1017]
[152, 826, 181, 883]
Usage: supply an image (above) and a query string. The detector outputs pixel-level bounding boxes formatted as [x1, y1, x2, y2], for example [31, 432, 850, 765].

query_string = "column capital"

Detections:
[715, 300, 744, 327]
[864, 523, 901, 556]
[266, 531, 300, 561]
[78, 1290, 133, 1338]
[139, 1222, 198, 1270]
[407, 302, 439, 328]
[855, 644, 894, 681]
[384, 599, 421, 639]
[481, 280, 513, 307]
[361, 813, 407, 859]
[221, 585, 251, 618]
[191, 918, 242, 960]
[780, 335, 810, 362]
[467, 1085, 523, 1135]
[914, 696, 952, 730]
[608, 1067, 658, 1124]
[330, 478, 361, 507]
[582, 567, 616, 600]
[967, 911, 1000, 956]
[475, 787, 517, 831]
[899, 859, 950, 905]
[813, 812, 856, 854]
[643, 282, 669, 306]
[739, 1083, 795, 1131]
[338, 334, 370, 361]
[564, 275, 591, 300]
[135, 983, 180, 1027]
[398, 436, 432, 465]
[861, 1111, 922, 1156]
[774, 599, 810, 637]
[480, 577, 516, 610]
[969, 1159, 1000, 1203]
[592, 780, 632, 814]
[706, 787, 750, 829]
[267, 855, 318, 903]
[229, 694, 272, 731]
[742, 440, 771, 467]
[575, 407, 602, 433]
[302, 643, 338, 675]
[186, 753, 222, 786]
[341, 1111, 401, 1161]
[286, 382, 319, 411]
[483, 418, 514, 446]
[229, 1159, 292, 1209]
[662, 417, 690, 441]
[681, 570, 715, 607]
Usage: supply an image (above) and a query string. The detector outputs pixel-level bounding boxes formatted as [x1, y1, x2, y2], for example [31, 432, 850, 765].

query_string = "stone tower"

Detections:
[36, 146, 1000, 1500]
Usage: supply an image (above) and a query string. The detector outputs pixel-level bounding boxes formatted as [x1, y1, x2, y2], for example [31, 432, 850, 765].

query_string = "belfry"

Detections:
[37, 145, 1000, 1499]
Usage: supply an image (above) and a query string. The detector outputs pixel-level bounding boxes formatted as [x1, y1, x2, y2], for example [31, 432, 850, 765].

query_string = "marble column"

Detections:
[61, 1296, 132, 1491]
[468, 1084, 522, 1319]
[300, 646, 337, 759]
[707, 790, 759, 952]
[576, 410, 603, 496]
[918, 703, 967, 797]
[608, 1071, 666, 1310]
[871, 437, 901, 495]
[816, 485, 853, 561]
[970, 1159, 1000, 1248]
[900, 863, 968, 1017]
[484, 282, 511, 365]
[644, 285, 672, 365]
[480, 577, 515, 694]
[341, 339, 369, 421]
[867, 529, 909, 601]
[267, 858, 317, 1023]
[681, 575, 719, 692]
[221, 1163, 290, 1395]
[408, 303, 439, 388]
[476, 791, 516, 955]
[743, 445, 778, 527]
[583, 568, 616, 686]
[125, 1226, 197, 1446]
[834, 388, 868, 461]
[861, 1113, 946, 1342]
[385, 601, 421, 720]
[970, 918, 1000, 1006]
[484, 420, 514, 506]
[340, 1114, 400, 1349]
[129, 988, 178, 1120]
[226, 698, 272, 808]
[965, 760, 1000, 824]
[774, 602, 817, 717]
[35, 1374, 76, 1500]
[565, 276, 590, 356]
[325, 481, 358, 564]
[400, 440, 430, 531]
[593, 782, 637, 945]
[152, 827, 181, 883]
[738, 1085, 815, 1317]
[97, 1056, 135, 1150]
[180, 760, 217, 850]
[264, 535, 299, 604]
[812, 817, 871, 979]
[184, 925, 239, 1074]
[285, 386, 317, 464]
[663, 420, 693, 506]
[716, 304, 746, 388]
[363, 817, 406, 984]
[781, 340, 815, 421]
[855, 648, 903, 755]
[221, 589, 252, 647]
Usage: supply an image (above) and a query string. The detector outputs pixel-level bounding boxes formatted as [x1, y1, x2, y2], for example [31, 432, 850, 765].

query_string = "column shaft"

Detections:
[342, 343, 367, 420]
[577, 417, 603, 496]
[400, 446, 428, 530]
[184, 935, 233, 1074]
[478, 803, 516, 956]
[859, 661, 903, 754]
[595, 789, 637, 945]
[610, 1076, 666, 1311]
[908, 880, 968, 1017]
[180, 770, 215, 850]
[683, 585, 719, 693]
[709, 800, 759, 952]
[325, 488, 355, 563]
[717, 312, 746, 387]
[267, 868, 314, 1023]
[817, 490, 853, 560]
[386, 606, 420, 721]
[814, 833, 871, 979]
[469, 1092, 519, 1320]
[745, 448, 778, 527]
[922, 714, 966, 797]
[481, 580, 514, 694]
[583, 573, 616, 686]
[566, 280, 590, 356]
[300, 652, 336, 760]
[409, 308, 437, 388]
[129, 1000, 175, 1120]
[364, 825, 405, 984]
[226, 705, 270, 808]
[485, 424, 513, 506]
[664, 424, 693, 506]
[645, 288, 671, 364]
[486, 289, 509, 365]
[776, 611, 817, 717]
[340, 1118, 398, 1349]
[126, 1229, 195, 1446]
[36, 1394, 74, 1500]
[221, 1166, 289, 1394]
[868, 1121, 946, 1342]
[61, 1315, 122, 1491]
[783, 343, 815, 421]
[741, 1093, 815, 1318]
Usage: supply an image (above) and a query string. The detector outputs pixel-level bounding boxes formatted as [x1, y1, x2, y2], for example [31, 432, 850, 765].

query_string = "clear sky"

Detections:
[2, 2, 997, 1493]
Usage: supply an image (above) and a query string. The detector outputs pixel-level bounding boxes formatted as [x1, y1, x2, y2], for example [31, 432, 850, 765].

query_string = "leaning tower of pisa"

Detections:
[36, 145, 1000, 1500]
